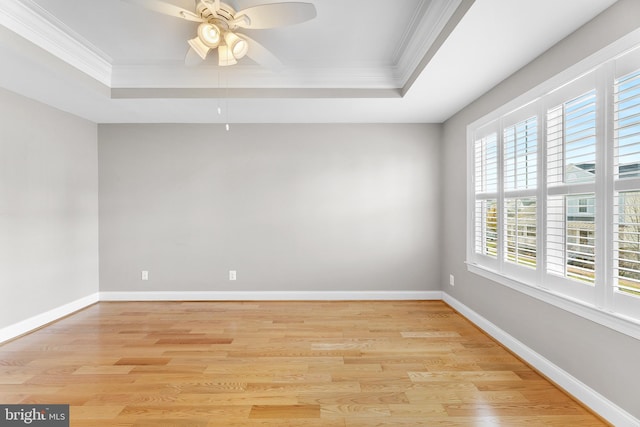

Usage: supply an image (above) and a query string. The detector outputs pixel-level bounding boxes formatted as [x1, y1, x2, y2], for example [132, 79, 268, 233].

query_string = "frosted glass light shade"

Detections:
[198, 23, 221, 48]
[224, 32, 248, 59]
[187, 37, 210, 60]
[218, 44, 237, 66]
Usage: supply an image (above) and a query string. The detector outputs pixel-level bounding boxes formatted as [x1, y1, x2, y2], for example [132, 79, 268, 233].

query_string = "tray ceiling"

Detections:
[0, 0, 620, 123]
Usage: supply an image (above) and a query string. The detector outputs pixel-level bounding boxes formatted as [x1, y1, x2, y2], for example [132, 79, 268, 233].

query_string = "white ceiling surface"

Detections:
[0, 0, 619, 124]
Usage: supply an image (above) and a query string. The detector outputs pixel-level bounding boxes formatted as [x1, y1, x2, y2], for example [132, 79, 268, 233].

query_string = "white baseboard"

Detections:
[442, 292, 639, 427]
[99, 290, 443, 301]
[0, 292, 99, 344]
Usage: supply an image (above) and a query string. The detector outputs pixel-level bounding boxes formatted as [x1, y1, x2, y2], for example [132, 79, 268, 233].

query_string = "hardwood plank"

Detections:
[249, 404, 320, 419]
[119, 405, 251, 419]
[133, 419, 208, 427]
[387, 403, 447, 417]
[400, 331, 461, 338]
[409, 370, 523, 382]
[321, 404, 391, 418]
[20, 393, 91, 405]
[246, 382, 361, 394]
[71, 405, 126, 419]
[115, 358, 170, 366]
[172, 392, 298, 406]
[297, 392, 410, 405]
[443, 402, 588, 417]
[83, 393, 178, 406]
[74, 366, 135, 375]
[155, 338, 233, 345]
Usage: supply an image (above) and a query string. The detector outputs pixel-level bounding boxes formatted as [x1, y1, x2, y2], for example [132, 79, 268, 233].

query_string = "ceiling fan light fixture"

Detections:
[197, 22, 221, 48]
[223, 32, 248, 59]
[187, 37, 210, 60]
[126, 0, 318, 69]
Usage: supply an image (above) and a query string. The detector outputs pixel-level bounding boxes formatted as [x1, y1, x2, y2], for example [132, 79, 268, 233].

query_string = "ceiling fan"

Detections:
[122, 0, 317, 68]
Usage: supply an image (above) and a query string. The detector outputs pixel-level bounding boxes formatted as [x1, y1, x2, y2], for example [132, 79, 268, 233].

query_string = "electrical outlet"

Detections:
[229, 270, 237, 281]
[142, 270, 149, 281]
[449, 274, 455, 286]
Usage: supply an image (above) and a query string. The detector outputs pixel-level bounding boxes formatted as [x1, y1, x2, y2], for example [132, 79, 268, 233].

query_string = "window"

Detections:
[468, 44, 640, 330]
[578, 198, 588, 213]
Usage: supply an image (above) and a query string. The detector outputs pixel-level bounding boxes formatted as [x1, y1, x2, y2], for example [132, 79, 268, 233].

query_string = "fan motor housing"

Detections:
[196, 1, 237, 29]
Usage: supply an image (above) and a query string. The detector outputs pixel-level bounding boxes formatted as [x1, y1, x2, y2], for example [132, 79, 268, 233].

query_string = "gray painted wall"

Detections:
[99, 123, 441, 293]
[441, 0, 640, 419]
[0, 87, 98, 329]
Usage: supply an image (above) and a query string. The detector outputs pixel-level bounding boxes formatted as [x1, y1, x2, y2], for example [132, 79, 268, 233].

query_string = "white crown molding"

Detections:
[110, 87, 401, 100]
[443, 292, 640, 427]
[394, 0, 464, 85]
[0, 0, 112, 86]
[391, 0, 432, 66]
[111, 63, 400, 90]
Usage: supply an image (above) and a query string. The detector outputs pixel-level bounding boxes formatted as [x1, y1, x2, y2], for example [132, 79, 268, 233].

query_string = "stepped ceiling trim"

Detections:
[0, 0, 468, 97]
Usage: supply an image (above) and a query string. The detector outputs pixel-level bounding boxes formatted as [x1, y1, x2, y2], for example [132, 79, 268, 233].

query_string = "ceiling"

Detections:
[0, 0, 620, 124]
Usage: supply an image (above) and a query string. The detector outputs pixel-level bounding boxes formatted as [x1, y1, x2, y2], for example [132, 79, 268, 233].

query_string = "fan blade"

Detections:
[185, 46, 205, 66]
[239, 33, 283, 71]
[234, 2, 316, 29]
[121, 0, 203, 22]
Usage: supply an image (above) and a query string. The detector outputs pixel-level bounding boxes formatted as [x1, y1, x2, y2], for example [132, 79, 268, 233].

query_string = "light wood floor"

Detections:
[0, 301, 607, 426]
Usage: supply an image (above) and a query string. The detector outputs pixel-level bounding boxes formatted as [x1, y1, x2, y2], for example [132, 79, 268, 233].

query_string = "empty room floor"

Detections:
[0, 300, 606, 426]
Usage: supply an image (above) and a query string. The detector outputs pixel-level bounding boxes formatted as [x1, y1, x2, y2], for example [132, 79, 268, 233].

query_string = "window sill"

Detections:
[466, 262, 640, 341]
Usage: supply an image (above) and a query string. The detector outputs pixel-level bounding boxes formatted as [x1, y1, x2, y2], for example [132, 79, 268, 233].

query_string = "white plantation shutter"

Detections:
[503, 116, 537, 269]
[613, 67, 640, 302]
[473, 132, 499, 260]
[545, 89, 597, 287]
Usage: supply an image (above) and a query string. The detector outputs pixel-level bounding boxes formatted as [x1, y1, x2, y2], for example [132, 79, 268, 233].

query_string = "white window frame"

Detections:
[466, 30, 640, 341]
